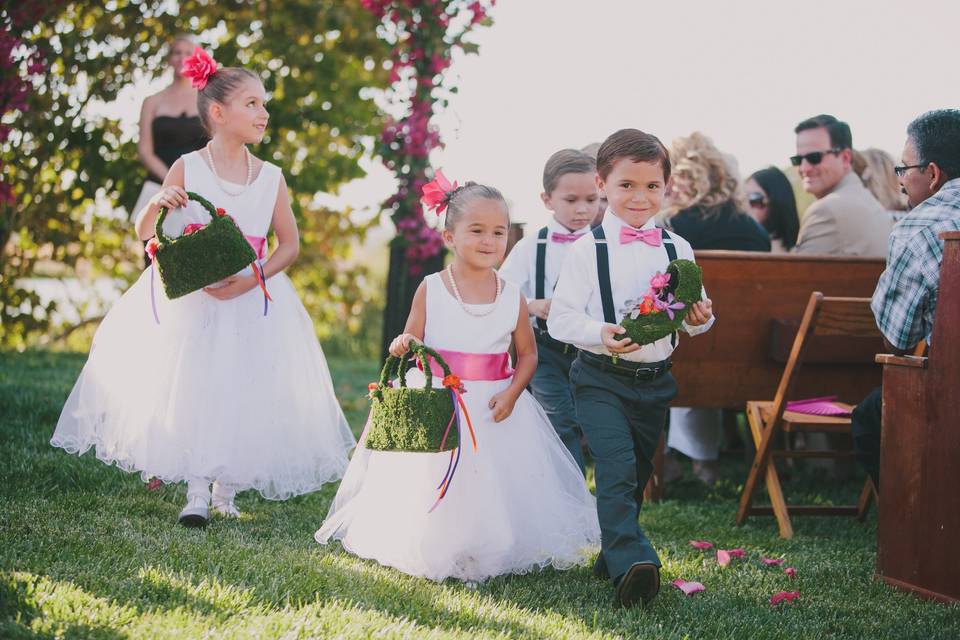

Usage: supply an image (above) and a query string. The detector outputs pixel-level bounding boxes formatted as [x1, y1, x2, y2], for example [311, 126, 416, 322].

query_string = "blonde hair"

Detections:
[665, 132, 742, 216]
[855, 148, 908, 212]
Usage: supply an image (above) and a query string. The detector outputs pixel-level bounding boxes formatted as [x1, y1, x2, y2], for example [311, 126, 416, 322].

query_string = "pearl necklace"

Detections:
[205, 143, 252, 196]
[446, 264, 502, 317]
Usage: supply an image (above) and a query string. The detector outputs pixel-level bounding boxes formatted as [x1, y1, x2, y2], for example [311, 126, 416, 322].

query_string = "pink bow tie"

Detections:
[551, 231, 582, 243]
[619, 226, 662, 247]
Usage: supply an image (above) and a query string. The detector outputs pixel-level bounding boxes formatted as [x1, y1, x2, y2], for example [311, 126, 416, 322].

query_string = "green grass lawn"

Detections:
[1, 351, 957, 639]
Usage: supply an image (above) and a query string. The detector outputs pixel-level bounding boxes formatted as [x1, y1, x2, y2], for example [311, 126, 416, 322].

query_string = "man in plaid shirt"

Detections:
[853, 109, 960, 490]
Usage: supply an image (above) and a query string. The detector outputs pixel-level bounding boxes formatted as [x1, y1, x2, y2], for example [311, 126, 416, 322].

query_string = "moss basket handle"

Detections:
[397, 343, 433, 388]
[154, 190, 218, 247]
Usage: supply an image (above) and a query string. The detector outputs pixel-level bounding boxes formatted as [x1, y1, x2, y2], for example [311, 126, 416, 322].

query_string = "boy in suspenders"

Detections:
[549, 130, 715, 608]
[499, 149, 599, 472]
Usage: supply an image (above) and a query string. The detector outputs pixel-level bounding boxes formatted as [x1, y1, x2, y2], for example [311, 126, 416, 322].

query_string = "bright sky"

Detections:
[107, 0, 960, 229]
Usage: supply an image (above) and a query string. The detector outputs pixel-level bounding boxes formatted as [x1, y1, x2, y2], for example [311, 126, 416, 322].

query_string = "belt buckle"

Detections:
[634, 365, 656, 381]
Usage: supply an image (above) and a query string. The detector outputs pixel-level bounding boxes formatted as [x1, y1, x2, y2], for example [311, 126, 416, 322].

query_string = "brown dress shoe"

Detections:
[615, 562, 660, 608]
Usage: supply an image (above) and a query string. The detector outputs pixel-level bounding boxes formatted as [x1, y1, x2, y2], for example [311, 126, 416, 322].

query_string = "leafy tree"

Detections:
[1, 0, 391, 350]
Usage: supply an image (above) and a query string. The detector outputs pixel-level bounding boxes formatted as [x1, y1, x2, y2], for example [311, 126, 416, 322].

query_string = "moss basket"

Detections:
[153, 191, 257, 300]
[620, 258, 703, 346]
[365, 343, 460, 453]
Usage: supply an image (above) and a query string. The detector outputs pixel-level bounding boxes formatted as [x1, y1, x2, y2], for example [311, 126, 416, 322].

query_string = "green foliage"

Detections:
[3, 351, 959, 639]
[1, 1, 391, 348]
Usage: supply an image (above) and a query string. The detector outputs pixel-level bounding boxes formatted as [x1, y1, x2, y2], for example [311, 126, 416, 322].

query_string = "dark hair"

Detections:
[794, 114, 852, 150]
[542, 149, 596, 193]
[197, 67, 260, 135]
[907, 109, 960, 181]
[749, 166, 800, 250]
[444, 182, 509, 231]
[596, 128, 671, 182]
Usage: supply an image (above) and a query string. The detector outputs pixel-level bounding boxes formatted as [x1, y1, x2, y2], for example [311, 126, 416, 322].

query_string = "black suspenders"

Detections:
[534, 226, 549, 332]
[593, 225, 679, 347]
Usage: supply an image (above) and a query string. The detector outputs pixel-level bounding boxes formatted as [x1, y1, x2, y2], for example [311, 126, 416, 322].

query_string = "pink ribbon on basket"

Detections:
[147, 229, 271, 324]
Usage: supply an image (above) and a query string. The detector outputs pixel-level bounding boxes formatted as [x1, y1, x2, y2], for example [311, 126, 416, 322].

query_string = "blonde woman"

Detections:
[854, 148, 909, 222]
[132, 35, 209, 231]
[662, 132, 769, 484]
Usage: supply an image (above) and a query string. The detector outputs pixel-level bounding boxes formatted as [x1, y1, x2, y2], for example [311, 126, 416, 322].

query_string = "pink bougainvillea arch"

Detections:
[365, 0, 496, 357]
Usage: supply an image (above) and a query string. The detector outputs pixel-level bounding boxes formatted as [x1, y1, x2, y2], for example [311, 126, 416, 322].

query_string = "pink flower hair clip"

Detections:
[181, 47, 218, 91]
[420, 169, 459, 215]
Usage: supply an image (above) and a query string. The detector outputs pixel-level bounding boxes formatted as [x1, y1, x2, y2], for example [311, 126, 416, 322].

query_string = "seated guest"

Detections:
[745, 166, 801, 253]
[854, 148, 910, 224]
[661, 132, 769, 484]
[663, 132, 771, 252]
[792, 114, 891, 256]
[853, 109, 960, 489]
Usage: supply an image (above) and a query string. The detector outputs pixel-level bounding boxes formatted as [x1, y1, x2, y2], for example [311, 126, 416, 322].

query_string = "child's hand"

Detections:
[150, 186, 189, 211]
[488, 389, 519, 423]
[601, 323, 640, 354]
[204, 274, 256, 300]
[388, 333, 419, 357]
[685, 298, 713, 326]
[527, 298, 551, 320]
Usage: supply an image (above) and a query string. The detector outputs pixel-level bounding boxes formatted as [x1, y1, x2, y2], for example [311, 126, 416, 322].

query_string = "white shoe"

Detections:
[178, 495, 210, 527]
[211, 499, 241, 518]
[211, 481, 241, 518]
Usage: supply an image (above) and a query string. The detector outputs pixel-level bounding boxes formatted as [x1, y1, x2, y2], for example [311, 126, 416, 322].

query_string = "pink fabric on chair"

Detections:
[785, 395, 852, 416]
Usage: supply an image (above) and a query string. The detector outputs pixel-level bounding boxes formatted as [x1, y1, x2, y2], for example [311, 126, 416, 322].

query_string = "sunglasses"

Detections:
[747, 192, 768, 208]
[789, 148, 844, 167]
[893, 163, 929, 177]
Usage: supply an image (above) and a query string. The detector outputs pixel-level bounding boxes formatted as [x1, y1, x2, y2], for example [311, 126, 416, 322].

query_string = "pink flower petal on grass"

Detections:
[785, 567, 797, 578]
[671, 579, 706, 596]
[761, 557, 785, 566]
[769, 591, 800, 606]
[689, 540, 713, 550]
[716, 549, 731, 567]
[728, 548, 745, 558]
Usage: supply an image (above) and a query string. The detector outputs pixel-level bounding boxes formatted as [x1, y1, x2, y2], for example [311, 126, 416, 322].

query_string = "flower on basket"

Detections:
[368, 380, 393, 398]
[216, 207, 227, 217]
[442, 374, 464, 393]
[655, 293, 686, 320]
[146, 237, 160, 259]
[650, 271, 671, 292]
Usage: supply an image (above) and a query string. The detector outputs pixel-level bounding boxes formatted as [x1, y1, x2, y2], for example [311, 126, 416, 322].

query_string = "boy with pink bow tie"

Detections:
[499, 149, 600, 471]
[548, 129, 714, 608]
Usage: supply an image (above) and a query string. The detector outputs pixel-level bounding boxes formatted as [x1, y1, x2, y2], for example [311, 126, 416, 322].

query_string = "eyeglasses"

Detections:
[789, 148, 844, 167]
[747, 192, 768, 208]
[893, 163, 929, 177]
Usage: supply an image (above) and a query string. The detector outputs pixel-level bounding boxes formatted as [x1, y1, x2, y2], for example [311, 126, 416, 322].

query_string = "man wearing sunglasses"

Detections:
[791, 114, 891, 257]
[853, 108, 960, 491]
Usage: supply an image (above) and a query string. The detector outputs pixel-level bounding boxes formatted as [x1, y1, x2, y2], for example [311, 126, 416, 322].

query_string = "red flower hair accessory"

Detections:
[181, 47, 218, 91]
[421, 169, 459, 215]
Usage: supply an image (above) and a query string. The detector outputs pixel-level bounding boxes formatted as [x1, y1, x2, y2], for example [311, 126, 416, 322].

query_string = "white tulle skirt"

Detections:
[51, 266, 356, 500]
[315, 370, 600, 582]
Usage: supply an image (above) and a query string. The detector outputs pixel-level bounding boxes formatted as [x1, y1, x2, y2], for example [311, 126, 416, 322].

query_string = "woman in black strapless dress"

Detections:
[134, 35, 209, 263]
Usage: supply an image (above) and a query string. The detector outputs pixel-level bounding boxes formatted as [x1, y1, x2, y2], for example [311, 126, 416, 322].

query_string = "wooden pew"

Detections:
[874, 231, 960, 605]
[643, 251, 886, 502]
[672, 251, 886, 408]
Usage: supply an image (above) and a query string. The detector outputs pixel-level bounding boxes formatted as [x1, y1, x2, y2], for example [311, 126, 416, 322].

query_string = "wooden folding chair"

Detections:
[736, 292, 879, 538]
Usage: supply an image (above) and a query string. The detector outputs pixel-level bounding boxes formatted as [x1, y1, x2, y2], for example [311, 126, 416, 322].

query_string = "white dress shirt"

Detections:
[498, 217, 590, 327]
[548, 210, 715, 363]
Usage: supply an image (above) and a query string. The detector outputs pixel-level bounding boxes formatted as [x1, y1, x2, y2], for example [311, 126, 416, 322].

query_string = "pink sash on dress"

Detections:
[422, 349, 514, 381]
